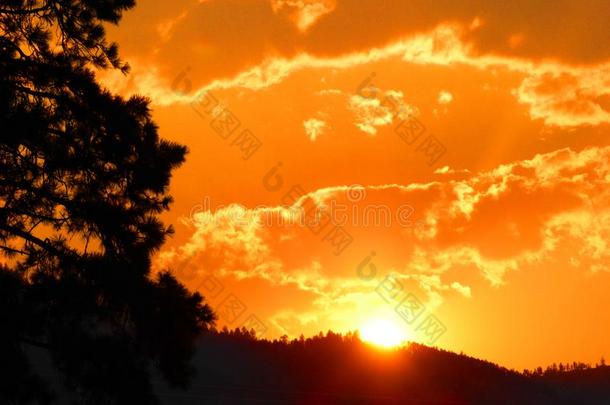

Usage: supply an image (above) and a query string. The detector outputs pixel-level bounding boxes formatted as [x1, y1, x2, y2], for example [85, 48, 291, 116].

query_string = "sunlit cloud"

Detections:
[348, 90, 414, 135]
[156, 146, 610, 336]
[271, 0, 336, 32]
[156, 10, 188, 42]
[303, 117, 327, 141]
[438, 90, 454, 105]
[517, 68, 610, 127]
[102, 19, 610, 129]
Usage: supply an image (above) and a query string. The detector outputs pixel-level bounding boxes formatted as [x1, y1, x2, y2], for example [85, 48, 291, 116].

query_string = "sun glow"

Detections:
[359, 319, 408, 349]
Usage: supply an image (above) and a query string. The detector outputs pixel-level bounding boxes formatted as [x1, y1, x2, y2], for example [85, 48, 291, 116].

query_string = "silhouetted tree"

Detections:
[0, 1, 214, 403]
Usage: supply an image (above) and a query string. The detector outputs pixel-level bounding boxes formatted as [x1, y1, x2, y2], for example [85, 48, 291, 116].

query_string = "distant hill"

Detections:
[154, 330, 610, 405]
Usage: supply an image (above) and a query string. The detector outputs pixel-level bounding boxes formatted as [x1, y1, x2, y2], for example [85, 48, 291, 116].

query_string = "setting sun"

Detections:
[359, 319, 408, 349]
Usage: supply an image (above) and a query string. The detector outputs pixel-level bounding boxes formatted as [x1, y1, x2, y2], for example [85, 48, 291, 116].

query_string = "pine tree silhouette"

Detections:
[0, 2, 215, 403]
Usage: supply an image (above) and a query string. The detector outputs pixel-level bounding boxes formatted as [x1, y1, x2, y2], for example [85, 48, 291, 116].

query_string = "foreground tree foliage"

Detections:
[0, 1, 215, 403]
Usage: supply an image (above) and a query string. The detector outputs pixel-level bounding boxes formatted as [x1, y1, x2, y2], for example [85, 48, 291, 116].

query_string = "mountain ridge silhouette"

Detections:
[149, 329, 610, 405]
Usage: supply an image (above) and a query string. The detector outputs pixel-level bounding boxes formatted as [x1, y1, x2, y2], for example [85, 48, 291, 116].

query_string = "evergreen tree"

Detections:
[0, 1, 215, 403]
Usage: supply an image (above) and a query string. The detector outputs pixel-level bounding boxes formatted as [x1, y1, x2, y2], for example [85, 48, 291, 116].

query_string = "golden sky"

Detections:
[102, 0, 610, 370]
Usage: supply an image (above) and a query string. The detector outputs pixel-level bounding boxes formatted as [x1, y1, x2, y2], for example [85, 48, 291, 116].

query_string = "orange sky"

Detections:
[101, 0, 610, 370]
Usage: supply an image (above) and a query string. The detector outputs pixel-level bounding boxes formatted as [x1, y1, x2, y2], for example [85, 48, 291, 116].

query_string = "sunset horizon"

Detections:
[2, 0, 610, 403]
[101, 0, 610, 371]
